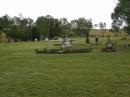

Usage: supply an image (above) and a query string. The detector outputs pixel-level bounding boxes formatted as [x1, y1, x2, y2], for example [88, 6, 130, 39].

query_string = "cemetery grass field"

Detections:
[0, 37, 130, 97]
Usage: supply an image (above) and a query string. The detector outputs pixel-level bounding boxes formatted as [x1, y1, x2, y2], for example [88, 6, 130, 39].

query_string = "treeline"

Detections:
[0, 14, 93, 42]
[111, 0, 130, 34]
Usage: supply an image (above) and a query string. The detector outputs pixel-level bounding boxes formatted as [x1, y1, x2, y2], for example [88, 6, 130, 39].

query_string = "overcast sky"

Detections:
[0, 0, 118, 28]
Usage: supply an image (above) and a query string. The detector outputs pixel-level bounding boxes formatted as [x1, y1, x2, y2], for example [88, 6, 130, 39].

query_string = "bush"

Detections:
[0, 32, 7, 42]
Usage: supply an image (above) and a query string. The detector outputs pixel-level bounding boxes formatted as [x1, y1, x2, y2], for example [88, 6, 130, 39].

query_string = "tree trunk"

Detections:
[102, 29, 104, 37]
[85, 31, 89, 43]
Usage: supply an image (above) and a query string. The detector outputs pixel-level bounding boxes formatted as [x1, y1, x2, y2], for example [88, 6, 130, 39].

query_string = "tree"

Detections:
[94, 24, 98, 29]
[46, 17, 62, 39]
[26, 18, 34, 41]
[85, 19, 93, 43]
[36, 15, 62, 39]
[9, 16, 24, 40]
[111, 19, 121, 36]
[111, 0, 130, 34]
[36, 15, 54, 37]
[60, 18, 70, 36]
[0, 15, 12, 34]
[76, 17, 93, 43]
[31, 25, 40, 41]
[70, 19, 78, 36]
[99, 22, 106, 37]
[8, 15, 34, 41]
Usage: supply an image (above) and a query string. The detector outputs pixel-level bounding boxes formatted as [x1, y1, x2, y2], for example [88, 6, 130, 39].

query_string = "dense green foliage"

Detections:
[0, 15, 40, 41]
[0, 37, 130, 97]
[0, 15, 93, 41]
[35, 15, 63, 39]
[112, 0, 130, 34]
[73, 18, 93, 43]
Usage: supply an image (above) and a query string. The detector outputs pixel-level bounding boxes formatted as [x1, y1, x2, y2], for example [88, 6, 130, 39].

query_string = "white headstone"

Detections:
[35, 38, 37, 41]
[45, 38, 48, 41]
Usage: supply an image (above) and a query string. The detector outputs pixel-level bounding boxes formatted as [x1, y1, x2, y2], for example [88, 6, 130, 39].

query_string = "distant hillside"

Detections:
[90, 29, 127, 37]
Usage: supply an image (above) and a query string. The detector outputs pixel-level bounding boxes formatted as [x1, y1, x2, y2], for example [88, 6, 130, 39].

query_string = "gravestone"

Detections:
[102, 39, 117, 52]
[61, 36, 72, 50]
[45, 38, 49, 41]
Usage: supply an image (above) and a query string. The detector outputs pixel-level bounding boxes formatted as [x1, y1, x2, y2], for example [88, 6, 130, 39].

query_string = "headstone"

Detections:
[62, 36, 72, 49]
[59, 38, 62, 41]
[45, 38, 48, 41]
[35, 38, 37, 41]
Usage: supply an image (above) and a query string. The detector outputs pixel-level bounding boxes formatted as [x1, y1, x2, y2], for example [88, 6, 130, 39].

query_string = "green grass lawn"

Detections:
[0, 37, 130, 97]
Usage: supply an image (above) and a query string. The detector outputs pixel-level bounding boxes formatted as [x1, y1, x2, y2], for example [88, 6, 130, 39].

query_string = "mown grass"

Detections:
[0, 37, 130, 97]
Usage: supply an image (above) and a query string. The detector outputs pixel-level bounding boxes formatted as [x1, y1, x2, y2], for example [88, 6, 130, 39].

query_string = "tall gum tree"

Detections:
[111, 0, 130, 34]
